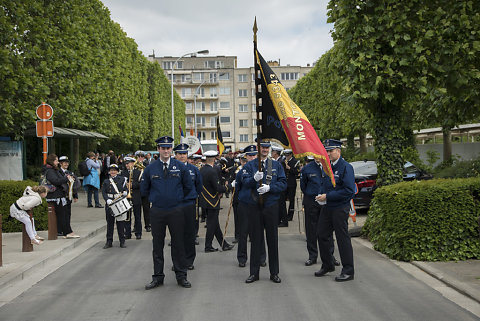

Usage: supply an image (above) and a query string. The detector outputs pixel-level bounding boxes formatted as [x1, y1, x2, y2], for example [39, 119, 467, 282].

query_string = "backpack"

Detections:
[39, 173, 56, 192]
[78, 160, 90, 176]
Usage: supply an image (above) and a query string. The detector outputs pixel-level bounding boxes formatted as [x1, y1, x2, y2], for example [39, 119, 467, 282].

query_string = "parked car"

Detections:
[350, 160, 433, 210]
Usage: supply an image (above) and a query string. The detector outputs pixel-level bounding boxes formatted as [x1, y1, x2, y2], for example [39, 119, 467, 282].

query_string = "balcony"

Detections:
[185, 109, 218, 116]
[185, 123, 217, 130]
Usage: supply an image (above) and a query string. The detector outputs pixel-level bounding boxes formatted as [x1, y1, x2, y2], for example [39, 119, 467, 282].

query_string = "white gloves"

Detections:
[257, 184, 270, 195]
[254, 171, 264, 182]
[231, 180, 236, 188]
[107, 199, 113, 205]
[122, 191, 128, 196]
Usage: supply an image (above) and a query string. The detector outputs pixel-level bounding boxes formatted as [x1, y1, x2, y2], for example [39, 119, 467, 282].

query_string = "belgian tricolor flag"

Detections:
[216, 117, 225, 155]
[255, 48, 335, 186]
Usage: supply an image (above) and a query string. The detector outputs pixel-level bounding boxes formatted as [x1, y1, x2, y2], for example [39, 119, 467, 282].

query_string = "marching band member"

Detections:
[135, 151, 151, 232]
[59, 156, 81, 238]
[284, 149, 300, 222]
[174, 144, 203, 270]
[102, 164, 128, 249]
[121, 156, 143, 240]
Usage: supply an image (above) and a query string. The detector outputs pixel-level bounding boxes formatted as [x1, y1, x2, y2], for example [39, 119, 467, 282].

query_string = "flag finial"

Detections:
[253, 17, 258, 43]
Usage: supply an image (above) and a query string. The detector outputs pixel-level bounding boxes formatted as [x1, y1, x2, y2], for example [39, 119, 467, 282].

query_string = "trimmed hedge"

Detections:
[0, 181, 48, 233]
[363, 178, 480, 261]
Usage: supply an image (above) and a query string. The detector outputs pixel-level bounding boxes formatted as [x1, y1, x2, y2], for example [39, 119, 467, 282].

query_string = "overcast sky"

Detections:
[100, 0, 334, 68]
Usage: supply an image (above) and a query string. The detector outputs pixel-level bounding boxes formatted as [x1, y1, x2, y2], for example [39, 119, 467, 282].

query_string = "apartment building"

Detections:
[148, 54, 313, 151]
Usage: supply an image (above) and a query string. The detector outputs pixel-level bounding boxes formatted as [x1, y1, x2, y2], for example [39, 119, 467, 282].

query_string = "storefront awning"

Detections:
[25, 127, 108, 139]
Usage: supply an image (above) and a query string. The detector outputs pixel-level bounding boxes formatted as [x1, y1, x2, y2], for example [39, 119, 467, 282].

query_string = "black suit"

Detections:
[199, 163, 228, 249]
[285, 156, 299, 220]
[102, 175, 128, 244]
[121, 168, 143, 238]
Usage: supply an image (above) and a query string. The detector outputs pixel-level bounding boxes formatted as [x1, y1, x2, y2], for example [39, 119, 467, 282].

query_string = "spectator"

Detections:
[59, 156, 81, 238]
[83, 152, 102, 208]
[10, 185, 47, 245]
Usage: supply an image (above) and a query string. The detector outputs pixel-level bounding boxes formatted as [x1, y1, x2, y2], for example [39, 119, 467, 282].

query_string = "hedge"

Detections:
[0, 180, 48, 233]
[363, 178, 480, 261]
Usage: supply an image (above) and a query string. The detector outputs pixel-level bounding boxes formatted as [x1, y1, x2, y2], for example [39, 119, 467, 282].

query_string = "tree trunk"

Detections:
[346, 133, 355, 156]
[442, 127, 452, 162]
[359, 131, 368, 154]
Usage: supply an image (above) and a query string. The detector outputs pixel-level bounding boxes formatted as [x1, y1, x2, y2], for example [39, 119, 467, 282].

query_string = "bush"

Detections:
[434, 156, 480, 179]
[0, 180, 49, 233]
[363, 178, 480, 261]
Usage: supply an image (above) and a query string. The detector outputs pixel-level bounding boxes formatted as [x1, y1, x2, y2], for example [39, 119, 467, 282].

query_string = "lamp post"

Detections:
[171, 49, 209, 140]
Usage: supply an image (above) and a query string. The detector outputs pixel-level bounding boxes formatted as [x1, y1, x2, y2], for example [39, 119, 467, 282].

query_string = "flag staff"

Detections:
[253, 17, 264, 207]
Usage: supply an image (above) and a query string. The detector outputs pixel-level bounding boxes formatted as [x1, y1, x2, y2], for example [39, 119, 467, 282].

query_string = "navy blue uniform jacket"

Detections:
[324, 157, 355, 208]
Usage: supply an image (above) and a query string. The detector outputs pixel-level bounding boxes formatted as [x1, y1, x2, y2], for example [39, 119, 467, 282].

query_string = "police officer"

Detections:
[121, 156, 142, 240]
[242, 140, 287, 283]
[102, 164, 128, 249]
[141, 136, 195, 289]
[174, 144, 203, 270]
[300, 155, 338, 267]
[235, 146, 267, 268]
[314, 139, 355, 282]
[284, 149, 299, 221]
[199, 150, 235, 252]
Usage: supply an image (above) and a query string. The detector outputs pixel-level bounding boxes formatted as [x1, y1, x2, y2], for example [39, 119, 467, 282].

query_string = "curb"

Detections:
[411, 261, 480, 305]
[0, 224, 106, 291]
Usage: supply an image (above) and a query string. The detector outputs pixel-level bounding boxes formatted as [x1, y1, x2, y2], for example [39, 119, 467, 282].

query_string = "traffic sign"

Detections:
[36, 103, 54, 120]
[36, 120, 54, 137]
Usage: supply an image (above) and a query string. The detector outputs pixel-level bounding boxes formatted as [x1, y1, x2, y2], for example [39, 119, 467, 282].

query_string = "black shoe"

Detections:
[232, 238, 238, 244]
[103, 242, 112, 249]
[314, 267, 335, 277]
[305, 259, 317, 266]
[95, 204, 103, 208]
[238, 262, 246, 268]
[335, 274, 354, 282]
[57, 232, 63, 237]
[120, 242, 126, 248]
[177, 279, 192, 288]
[260, 262, 267, 267]
[334, 258, 341, 266]
[278, 222, 288, 227]
[145, 226, 151, 232]
[125, 235, 131, 240]
[245, 275, 259, 283]
[270, 274, 281, 283]
[136, 235, 141, 240]
[222, 243, 234, 251]
[205, 247, 218, 253]
[87, 205, 93, 208]
[188, 265, 195, 270]
[145, 279, 163, 290]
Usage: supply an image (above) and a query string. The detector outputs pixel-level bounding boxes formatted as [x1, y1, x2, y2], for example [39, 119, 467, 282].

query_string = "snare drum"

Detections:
[109, 196, 132, 217]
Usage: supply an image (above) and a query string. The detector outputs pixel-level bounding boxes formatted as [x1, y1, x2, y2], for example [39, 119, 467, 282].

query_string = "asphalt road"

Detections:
[0, 234, 478, 321]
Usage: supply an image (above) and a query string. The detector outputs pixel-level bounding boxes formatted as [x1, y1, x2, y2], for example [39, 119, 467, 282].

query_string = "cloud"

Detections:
[101, 0, 333, 67]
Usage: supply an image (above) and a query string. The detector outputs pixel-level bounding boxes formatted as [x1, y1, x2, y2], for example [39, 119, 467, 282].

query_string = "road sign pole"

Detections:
[43, 136, 48, 164]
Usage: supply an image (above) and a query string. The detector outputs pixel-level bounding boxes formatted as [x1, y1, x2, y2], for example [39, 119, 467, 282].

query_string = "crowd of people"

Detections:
[16, 136, 355, 288]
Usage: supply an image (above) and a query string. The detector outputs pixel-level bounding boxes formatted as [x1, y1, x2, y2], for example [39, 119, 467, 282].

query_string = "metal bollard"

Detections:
[22, 211, 34, 252]
[47, 203, 57, 240]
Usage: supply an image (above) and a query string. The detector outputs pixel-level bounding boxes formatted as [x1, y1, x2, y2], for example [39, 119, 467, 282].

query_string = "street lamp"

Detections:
[171, 49, 209, 140]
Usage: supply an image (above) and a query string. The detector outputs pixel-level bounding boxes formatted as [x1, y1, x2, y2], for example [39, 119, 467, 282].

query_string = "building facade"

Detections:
[149, 54, 313, 151]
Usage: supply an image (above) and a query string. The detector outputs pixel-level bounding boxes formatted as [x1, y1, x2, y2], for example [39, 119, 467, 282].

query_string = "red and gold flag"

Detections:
[255, 49, 335, 185]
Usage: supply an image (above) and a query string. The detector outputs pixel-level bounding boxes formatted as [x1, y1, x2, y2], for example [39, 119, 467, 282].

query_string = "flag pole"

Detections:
[253, 17, 264, 207]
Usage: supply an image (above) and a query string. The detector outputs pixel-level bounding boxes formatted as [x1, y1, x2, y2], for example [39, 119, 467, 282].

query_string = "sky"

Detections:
[100, 0, 334, 68]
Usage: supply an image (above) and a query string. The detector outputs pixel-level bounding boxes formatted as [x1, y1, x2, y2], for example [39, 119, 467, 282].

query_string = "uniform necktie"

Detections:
[163, 162, 168, 178]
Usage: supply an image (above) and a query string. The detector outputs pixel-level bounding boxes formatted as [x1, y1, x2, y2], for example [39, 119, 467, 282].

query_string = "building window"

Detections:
[210, 132, 216, 140]
[209, 73, 217, 83]
[186, 102, 192, 110]
[204, 61, 215, 69]
[200, 131, 206, 140]
[238, 89, 248, 97]
[210, 117, 216, 127]
[196, 116, 206, 127]
[196, 88, 205, 98]
[252, 119, 258, 126]
[220, 116, 230, 123]
[252, 103, 256, 111]
[163, 61, 183, 70]
[253, 134, 257, 141]
[238, 74, 247, 82]
[280, 72, 299, 81]
[222, 131, 231, 138]
[252, 88, 256, 97]
[186, 116, 193, 125]
[196, 102, 206, 112]
[210, 101, 218, 112]
[181, 74, 191, 83]
[220, 102, 230, 109]
[193, 72, 204, 82]
[216, 61, 224, 68]
[240, 134, 248, 142]
[219, 72, 229, 80]
[239, 119, 248, 127]
[239, 104, 248, 112]
[210, 87, 217, 97]
[181, 88, 192, 98]
[219, 87, 230, 95]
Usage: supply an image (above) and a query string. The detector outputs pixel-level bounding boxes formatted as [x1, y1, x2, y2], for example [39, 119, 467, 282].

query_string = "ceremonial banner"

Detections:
[255, 49, 335, 185]
[216, 118, 225, 155]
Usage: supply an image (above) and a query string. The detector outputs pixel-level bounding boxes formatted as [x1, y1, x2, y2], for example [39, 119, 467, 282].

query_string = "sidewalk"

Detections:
[0, 193, 479, 307]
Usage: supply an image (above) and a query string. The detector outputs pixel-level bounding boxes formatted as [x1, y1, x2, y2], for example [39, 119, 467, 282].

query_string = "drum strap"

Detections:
[109, 178, 120, 195]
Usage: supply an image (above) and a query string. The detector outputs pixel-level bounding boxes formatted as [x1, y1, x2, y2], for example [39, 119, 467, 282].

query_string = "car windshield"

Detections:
[350, 161, 377, 175]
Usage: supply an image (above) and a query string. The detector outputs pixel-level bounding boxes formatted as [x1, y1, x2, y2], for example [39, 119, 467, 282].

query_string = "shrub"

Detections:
[434, 156, 480, 179]
[363, 178, 480, 261]
[0, 180, 49, 233]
